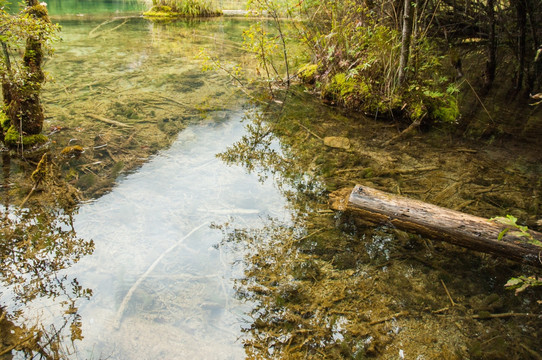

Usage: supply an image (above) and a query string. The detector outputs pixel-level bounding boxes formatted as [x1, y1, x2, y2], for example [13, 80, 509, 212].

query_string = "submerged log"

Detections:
[330, 185, 542, 268]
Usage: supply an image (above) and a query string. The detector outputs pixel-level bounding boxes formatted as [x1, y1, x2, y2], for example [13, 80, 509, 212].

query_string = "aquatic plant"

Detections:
[144, 0, 222, 18]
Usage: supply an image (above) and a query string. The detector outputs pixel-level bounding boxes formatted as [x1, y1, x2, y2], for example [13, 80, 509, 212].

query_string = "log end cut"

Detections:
[329, 187, 352, 211]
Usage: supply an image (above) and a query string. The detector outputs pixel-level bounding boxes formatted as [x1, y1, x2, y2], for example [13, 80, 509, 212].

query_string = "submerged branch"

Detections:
[113, 222, 209, 329]
[85, 114, 133, 128]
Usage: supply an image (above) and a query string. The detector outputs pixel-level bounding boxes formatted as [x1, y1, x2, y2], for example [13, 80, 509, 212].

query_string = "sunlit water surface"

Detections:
[38, 3, 287, 359]
[72, 118, 287, 359]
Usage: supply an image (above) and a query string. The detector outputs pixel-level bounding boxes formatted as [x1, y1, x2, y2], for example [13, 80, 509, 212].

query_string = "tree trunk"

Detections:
[515, 0, 527, 90]
[398, 0, 413, 85]
[2, 0, 50, 140]
[526, 0, 540, 91]
[330, 185, 542, 268]
[484, 0, 496, 89]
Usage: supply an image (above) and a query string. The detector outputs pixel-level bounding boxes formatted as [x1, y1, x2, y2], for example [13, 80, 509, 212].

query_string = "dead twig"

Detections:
[440, 279, 456, 307]
[520, 344, 542, 360]
[295, 120, 322, 140]
[86, 114, 133, 128]
[369, 311, 409, 325]
[383, 115, 425, 146]
[379, 166, 439, 176]
[335, 167, 368, 174]
[0, 333, 37, 356]
[20, 154, 49, 208]
[461, 77, 495, 124]
[88, 16, 137, 38]
[114, 222, 209, 329]
[472, 312, 539, 319]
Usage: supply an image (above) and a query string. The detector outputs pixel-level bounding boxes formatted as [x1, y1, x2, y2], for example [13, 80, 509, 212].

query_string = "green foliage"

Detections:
[489, 216, 542, 302]
[505, 276, 542, 296]
[0, 1, 59, 148]
[0, 2, 59, 74]
[298, 0, 460, 125]
[297, 63, 319, 83]
[241, 10, 292, 92]
[144, 0, 222, 17]
[0, 109, 9, 130]
[491, 215, 542, 246]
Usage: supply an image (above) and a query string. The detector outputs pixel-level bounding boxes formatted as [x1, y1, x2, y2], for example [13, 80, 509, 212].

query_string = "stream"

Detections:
[1, 1, 541, 359]
[42, 2, 288, 359]
[71, 117, 288, 359]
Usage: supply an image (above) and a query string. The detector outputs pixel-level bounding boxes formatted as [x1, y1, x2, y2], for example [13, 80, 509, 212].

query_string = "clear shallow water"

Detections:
[33, 4, 285, 358]
[48, 0, 146, 15]
[71, 117, 287, 359]
[3, 1, 540, 359]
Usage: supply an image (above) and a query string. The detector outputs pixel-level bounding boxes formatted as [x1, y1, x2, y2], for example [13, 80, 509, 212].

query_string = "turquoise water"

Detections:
[7, 0, 147, 15]
[45, 0, 146, 15]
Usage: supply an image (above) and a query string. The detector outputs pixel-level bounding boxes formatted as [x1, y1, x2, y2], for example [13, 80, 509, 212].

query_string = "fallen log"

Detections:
[330, 185, 542, 268]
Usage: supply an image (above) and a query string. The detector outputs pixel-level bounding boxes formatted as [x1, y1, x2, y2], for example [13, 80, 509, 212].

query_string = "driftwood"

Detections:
[330, 185, 542, 268]
[86, 113, 133, 128]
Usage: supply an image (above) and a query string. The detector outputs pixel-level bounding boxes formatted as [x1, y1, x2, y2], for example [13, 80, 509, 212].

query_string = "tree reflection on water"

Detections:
[1, 159, 94, 359]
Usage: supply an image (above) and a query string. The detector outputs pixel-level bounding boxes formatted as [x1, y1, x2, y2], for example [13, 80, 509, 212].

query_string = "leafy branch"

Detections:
[490, 215, 542, 247]
[505, 276, 542, 299]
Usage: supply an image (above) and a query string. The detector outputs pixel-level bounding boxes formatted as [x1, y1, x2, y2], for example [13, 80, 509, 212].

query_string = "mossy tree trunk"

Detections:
[1, 0, 50, 146]
[398, 0, 413, 85]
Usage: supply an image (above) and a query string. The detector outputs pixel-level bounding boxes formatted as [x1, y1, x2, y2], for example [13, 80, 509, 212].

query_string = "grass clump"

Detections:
[3, 125, 48, 148]
[144, 0, 222, 18]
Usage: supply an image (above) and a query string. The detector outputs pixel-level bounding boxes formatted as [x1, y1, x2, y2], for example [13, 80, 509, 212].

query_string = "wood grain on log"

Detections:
[330, 185, 542, 267]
